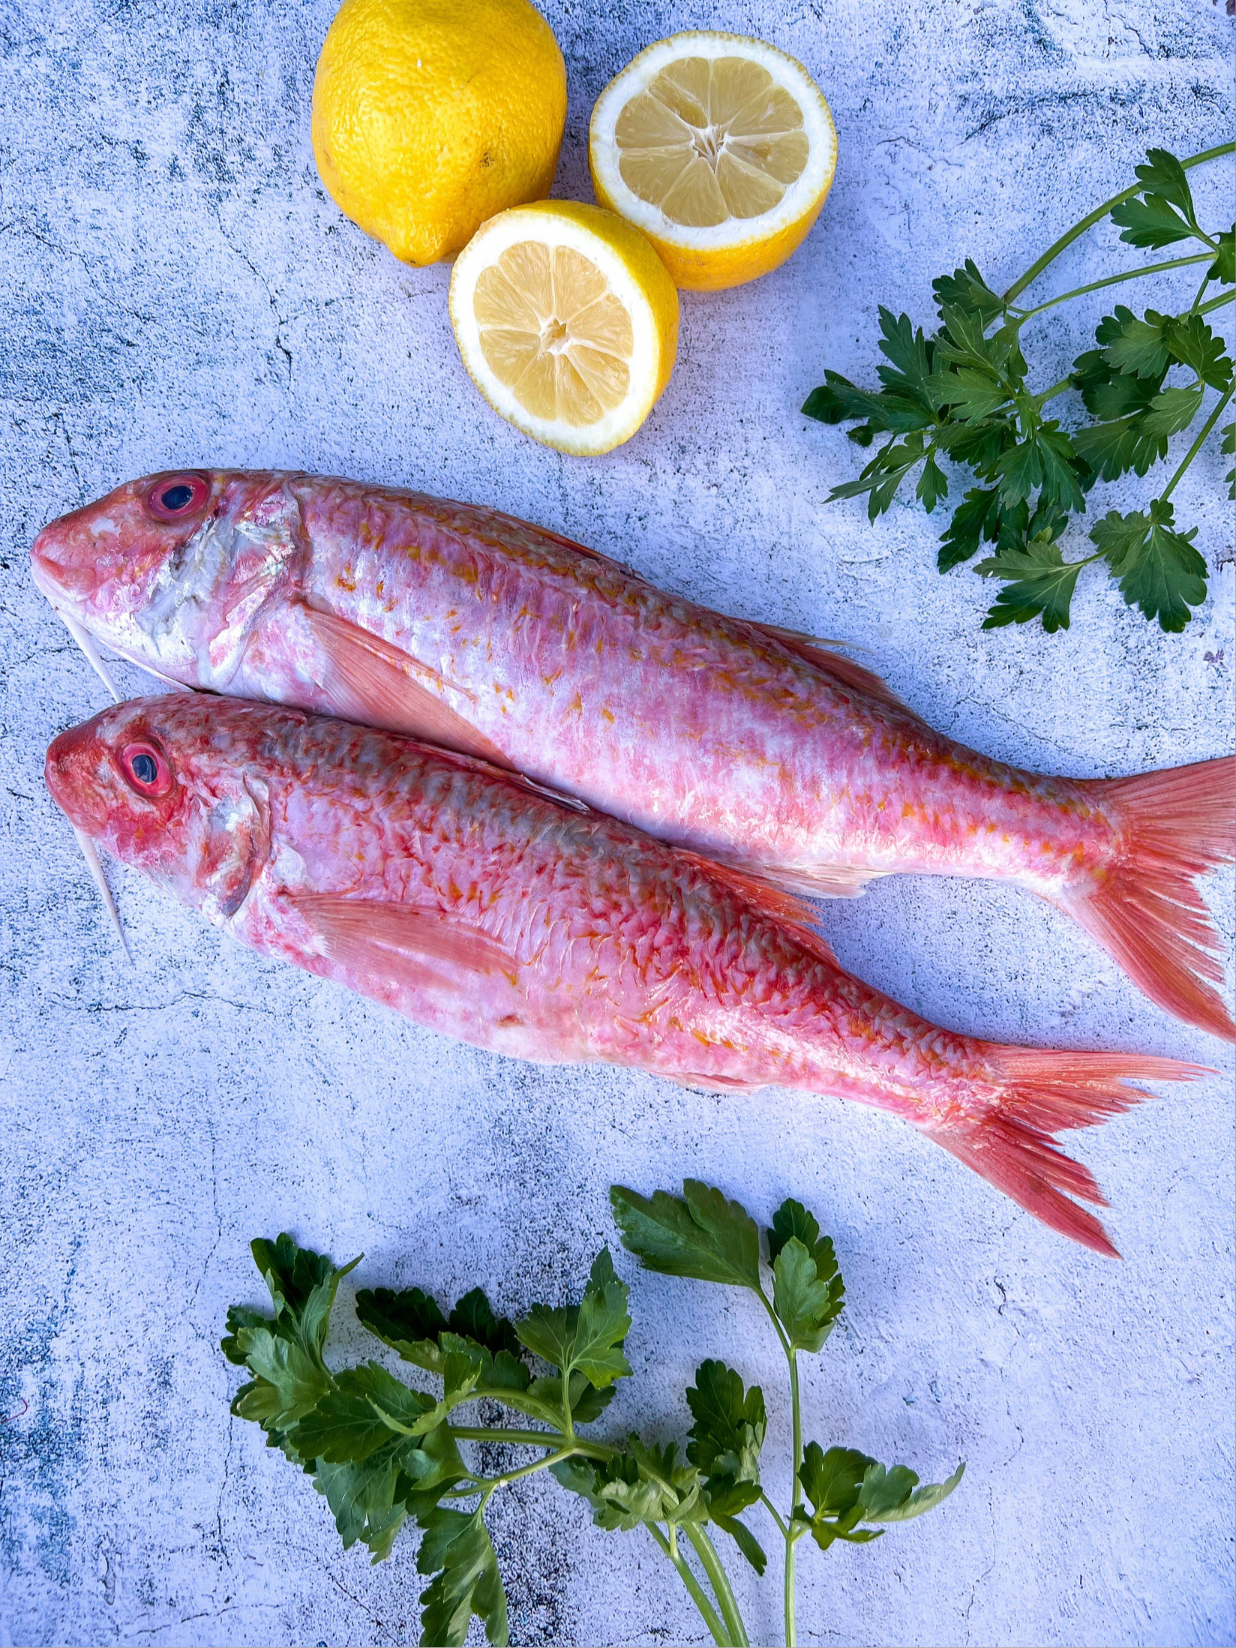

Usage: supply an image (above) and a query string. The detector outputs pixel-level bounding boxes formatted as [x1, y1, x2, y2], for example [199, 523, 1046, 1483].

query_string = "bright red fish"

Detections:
[31, 470, 1234, 1038]
[45, 693, 1205, 1257]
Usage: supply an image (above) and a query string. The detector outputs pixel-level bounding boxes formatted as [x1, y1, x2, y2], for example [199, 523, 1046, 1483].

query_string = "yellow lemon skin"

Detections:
[592, 167, 829, 291]
[312, 0, 567, 266]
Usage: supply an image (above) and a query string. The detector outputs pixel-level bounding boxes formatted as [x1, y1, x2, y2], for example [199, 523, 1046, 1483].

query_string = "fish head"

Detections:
[45, 694, 274, 922]
[31, 470, 306, 690]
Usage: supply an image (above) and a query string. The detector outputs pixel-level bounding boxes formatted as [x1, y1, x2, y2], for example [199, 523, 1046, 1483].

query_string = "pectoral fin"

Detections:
[288, 894, 519, 991]
[296, 602, 511, 767]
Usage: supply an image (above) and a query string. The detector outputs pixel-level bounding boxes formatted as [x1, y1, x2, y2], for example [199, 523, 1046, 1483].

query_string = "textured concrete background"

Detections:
[1, 1, 1233, 1644]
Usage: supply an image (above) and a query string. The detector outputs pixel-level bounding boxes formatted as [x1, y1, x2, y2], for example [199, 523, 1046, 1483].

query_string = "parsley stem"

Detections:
[448, 1423, 620, 1459]
[1011, 252, 1213, 320]
[758, 1488, 789, 1539]
[477, 1444, 578, 1491]
[685, 1525, 750, 1647]
[1159, 384, 1234, 503]
[1034, 375, 1074, 408]
[1188, 265, 1214, 313]
[784, 1347, 803, 1648]
[1002, 142, 1235, 305]
[1197, 289, 1235, 317]
[648, 1522, 731, 1646]
[753, 1286, 801, 1648]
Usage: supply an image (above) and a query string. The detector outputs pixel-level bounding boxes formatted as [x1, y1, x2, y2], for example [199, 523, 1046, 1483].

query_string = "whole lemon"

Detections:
[311, 0, 567, 266]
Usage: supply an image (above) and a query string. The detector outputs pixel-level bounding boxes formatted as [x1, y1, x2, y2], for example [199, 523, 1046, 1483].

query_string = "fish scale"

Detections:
[46, 694, 1205, 1258]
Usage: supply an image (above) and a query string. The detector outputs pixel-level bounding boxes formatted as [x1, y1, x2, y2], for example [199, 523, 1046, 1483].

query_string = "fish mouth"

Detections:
[31, 517, 106, 604]
[45, 723, 110, 833]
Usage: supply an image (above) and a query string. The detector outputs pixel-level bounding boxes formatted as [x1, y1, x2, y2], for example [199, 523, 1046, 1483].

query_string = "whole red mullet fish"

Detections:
[31, 469, 1235, 1039]
[47, 693, 1202, 1257]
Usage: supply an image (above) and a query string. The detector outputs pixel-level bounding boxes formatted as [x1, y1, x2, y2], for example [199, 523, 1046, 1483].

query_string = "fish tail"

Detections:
[1064, 756, 1235, 1041]
[923, 1047, 1209, 1258]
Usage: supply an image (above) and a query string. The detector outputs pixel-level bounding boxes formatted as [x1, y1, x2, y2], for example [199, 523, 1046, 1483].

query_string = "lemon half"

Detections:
[449, 200, 680, 456]
[590, 31, 837, 291]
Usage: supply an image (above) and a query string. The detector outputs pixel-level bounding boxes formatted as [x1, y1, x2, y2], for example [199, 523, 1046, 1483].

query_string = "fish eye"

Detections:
[145, 472, 210, 524]
[120, 740, 173, 796]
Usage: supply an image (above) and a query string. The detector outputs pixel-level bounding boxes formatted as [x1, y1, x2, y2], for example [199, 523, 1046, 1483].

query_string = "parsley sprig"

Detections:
[803, 143, 1235, 632]
[224, 1184, 962, 1647]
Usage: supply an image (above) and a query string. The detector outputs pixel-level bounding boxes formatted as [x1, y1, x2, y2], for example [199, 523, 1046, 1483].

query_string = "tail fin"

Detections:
[1064, 756, 1235, 1041]
[924, 1047, 1208, 1257]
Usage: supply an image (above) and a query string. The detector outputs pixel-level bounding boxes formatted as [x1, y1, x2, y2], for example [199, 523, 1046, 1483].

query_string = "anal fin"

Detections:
[664, 1071, 771, 1094]
[297, 601, 512, 768]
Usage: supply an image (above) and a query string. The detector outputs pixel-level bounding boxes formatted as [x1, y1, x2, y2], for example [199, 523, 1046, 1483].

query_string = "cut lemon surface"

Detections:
[449, 200, 679, 456]
[589, 31, 837, 291]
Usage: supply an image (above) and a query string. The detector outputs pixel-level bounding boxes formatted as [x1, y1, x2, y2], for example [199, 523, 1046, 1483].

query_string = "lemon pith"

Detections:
[449, 201, 679, 456]
[312, 0, 567, 266]
[589, 31, 837, 291]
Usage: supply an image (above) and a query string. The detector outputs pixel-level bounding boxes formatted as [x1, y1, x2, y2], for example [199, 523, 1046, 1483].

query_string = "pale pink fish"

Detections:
[31, 469, 1234, 1039]
[46, 693, 1204, 1256]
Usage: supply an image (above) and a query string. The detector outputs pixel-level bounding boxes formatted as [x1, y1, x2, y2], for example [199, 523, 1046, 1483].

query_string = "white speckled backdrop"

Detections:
[1, 2, 1232, 1644]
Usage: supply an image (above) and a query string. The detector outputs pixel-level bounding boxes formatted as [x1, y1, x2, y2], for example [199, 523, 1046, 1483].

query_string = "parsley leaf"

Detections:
[765, 1199, 845, 1353]
[416, 1505, 508, 1647]
[932, 259, 1004, 326]
[1071, 346, 1165, 422]
[516, 1249, 632, 1391]
[873, 307, 940, 413]
[1141, 384, 1205, 439]
[354, 1285, 448, 1365]
[1209, 225, 1234, 287]
[1166, 313, 1232, 391]
[1110, 149, 1200, 248]
[859, 1460, 967, 1523]
[1070, 412, 1168, 481]
[315, 1443, 412, 1562]
[1089, 502, 1209, 631]
[683, 1361, 768, 1572]
[610, 1180, 761, 1290]
[936, 486, 1002, 570]
[796, 1444, 880, 1550]
[686, 1360, 766, 1484]
[978, 535, 1086, 633]
[292, 1363, 439, 1461]
[1222, 420, 1235, 500]
[1099, 305, 1173, 379]
[796, 1444, 964, 1550]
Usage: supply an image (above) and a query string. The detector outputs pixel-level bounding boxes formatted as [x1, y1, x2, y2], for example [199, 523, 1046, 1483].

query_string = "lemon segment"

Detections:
[590, 31, 836, 290]
[450, 201, 679, 455]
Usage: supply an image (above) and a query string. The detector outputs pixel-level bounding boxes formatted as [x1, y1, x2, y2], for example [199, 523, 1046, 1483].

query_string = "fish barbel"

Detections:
[31, 469, 1235, 1039]
[46, 693, 1204, 1256]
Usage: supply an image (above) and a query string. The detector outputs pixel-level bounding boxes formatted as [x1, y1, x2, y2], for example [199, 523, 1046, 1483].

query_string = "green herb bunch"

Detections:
[803, 143, 1235, 633]
[223, 1181, 962, 1647]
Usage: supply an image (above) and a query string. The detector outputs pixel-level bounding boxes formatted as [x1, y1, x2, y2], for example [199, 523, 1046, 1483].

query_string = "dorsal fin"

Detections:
[296, 601, 513, 767]
[673, 849, 840, 968]
[749, 620, 926, 723]
[405, 741, 593, 816]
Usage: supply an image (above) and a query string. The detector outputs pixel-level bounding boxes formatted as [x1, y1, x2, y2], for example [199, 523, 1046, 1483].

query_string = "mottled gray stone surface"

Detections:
[1, 1, 1233, 1644]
